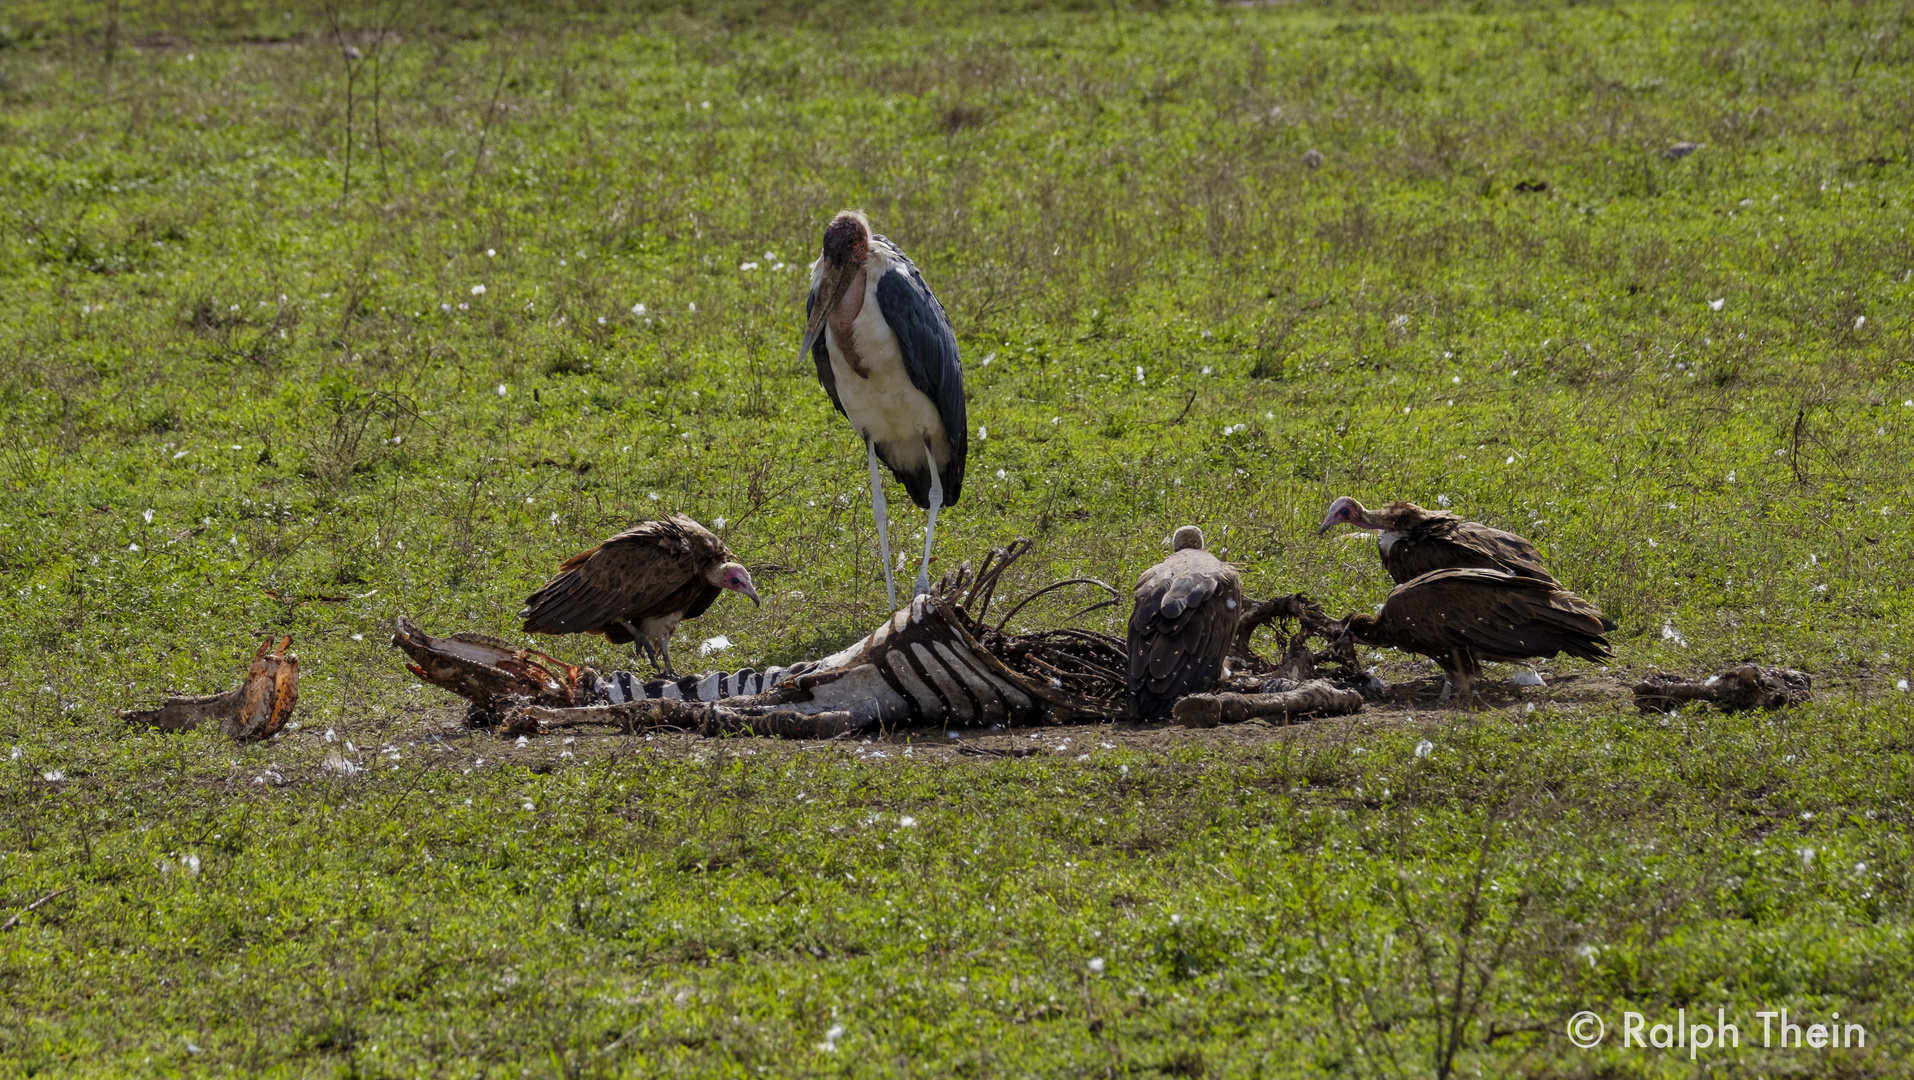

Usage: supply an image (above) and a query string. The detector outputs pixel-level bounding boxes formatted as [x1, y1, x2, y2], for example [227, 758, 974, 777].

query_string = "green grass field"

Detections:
[3, 0, 1913, 1075]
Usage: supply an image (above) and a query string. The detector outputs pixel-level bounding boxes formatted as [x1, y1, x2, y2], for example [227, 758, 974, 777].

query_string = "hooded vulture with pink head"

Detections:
[521, 514, 759, 676]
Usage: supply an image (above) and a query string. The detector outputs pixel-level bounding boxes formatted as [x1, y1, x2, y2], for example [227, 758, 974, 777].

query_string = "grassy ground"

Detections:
[3, 0, 1913, 1075]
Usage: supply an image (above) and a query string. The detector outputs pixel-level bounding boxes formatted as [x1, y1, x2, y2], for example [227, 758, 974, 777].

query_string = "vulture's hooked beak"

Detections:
[745, 584, 761, 608]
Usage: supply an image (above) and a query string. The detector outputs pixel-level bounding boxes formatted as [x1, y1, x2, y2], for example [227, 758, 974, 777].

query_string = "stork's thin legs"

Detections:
[915, 442, 943, 598]
[867, 440, 899, 611]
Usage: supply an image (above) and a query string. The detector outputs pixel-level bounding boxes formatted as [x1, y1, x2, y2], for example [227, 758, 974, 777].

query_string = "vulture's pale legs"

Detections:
[916, 440, 944, 599]
[867, 441, 900, 611]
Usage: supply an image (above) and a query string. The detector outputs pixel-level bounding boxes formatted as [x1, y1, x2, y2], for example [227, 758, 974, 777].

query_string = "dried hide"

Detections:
[123, 636, 300, 740]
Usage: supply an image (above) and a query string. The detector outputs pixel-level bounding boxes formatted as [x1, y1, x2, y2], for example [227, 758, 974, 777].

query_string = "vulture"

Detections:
[1127, 526, 1242, 720]
[802, 209, 966, 609]
[1336, 568, 1613, 701]
[1318, 496, 1557, 585]
[520, 515, 759, 675]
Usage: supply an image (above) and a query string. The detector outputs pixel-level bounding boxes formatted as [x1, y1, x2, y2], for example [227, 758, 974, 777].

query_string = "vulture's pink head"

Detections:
[711, 562, 761, 606]
[1317, 496, 1376, 536]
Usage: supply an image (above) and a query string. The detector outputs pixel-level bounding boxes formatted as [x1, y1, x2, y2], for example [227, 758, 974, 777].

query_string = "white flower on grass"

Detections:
[1415, 739, 1434, 758]
[441, 303, 452, 313]
[982, 352, 996, 366]
[1135, 366, 1145, 384]
[495, 384, 508, 397]
[1662, 622, 1688, 647]
[172, 450, 188, 459]
[740, 262, 758, 271]
[43, 769, 65, 782]
[1855, 316, 1866, 329]
[1505, 455, 1515, 465]
[1898, 679, 1909, 691]
[995, 469, 1006, 479]
[7, 747, 17, 760]
[1708, 298, 1724, 311]
[1051, 416, 1060, 425]
[142, 508, 154, 524]
[978, 425, 987, 440]
[699, 635, 732, 657]
[817, 1026, 844, 1052]
[631, 303, 647, 315]
[486, 248, 496, 257]
[350, 633, 364, 642]
[185, 854, 200, 874]
[471, 284, 486, 296]
[688, 302, 698, 313]
[128, 543, 140, 552]
[1089, 957, 1106, 973]
[1436, 494, 1451, 506]
[647, 492, 660, 501]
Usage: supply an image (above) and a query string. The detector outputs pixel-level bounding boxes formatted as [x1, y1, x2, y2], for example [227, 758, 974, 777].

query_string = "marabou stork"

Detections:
[801, 210, 966, 609]
[520, 514, 759, 676]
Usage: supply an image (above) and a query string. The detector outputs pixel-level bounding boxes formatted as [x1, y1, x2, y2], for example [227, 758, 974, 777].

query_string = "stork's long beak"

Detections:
[800, 263, 853, 357]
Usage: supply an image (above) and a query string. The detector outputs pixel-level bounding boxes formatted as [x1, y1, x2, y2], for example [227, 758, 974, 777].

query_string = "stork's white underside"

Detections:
[823, 247, 951, 473]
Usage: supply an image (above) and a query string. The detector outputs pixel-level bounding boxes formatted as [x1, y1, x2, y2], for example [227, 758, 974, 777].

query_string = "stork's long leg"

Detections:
[915, 441, 943, 598]
[867, 440, 899, 611]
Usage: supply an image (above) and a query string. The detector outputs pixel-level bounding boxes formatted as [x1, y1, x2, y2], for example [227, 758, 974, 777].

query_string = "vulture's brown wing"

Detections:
[520, 520, 706, 637]
[1386, 518, 1558, 586]
[1385, 569, 1610, 663]
[1126, 551, 1242, 719]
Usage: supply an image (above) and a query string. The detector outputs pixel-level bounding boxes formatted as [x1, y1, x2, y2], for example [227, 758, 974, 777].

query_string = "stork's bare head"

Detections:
[801, 210, 873, 356]
[1170, 525, 1205, 552]
[711, 562, 761, 607]
[1318, 496, 1376, 536]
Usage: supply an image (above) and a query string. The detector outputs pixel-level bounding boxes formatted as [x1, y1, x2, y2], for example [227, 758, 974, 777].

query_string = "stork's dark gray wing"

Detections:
[1384, 570, 1611, 663]
[1126, 551, 1242, 719]
[876, 257, 965, 506]
[805, 286, 846, 420]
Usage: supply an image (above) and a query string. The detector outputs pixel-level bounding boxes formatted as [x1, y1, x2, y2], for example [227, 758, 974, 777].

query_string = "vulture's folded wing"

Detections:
[1403, 571, 1610, 662]
[521, 529, 699, 635]
[1127, 555, 1241, 716]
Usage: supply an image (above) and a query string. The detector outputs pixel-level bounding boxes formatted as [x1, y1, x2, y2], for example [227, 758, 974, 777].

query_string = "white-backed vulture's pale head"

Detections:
[1170, 525, 1206, 552]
